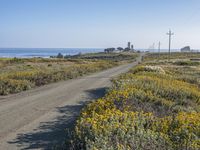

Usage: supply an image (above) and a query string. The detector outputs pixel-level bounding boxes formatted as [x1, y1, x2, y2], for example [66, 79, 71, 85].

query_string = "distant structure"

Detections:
[128, 42, 131, 49]
[181, 46, 190, 52]
[131, 45, 134, 50]
[104, 41, 136, 53]
[125, 42, 134, 51]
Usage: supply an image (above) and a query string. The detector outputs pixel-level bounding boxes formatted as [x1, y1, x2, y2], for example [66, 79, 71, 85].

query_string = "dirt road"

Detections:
[0, 54, 143, 150]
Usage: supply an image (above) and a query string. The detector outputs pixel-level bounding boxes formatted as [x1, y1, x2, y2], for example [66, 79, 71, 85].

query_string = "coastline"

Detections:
[0, 48, 104, 58]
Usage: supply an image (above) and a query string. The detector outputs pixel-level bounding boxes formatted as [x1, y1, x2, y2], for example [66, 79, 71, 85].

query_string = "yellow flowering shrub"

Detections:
[73, 59, 200, 150]
[76, 108, 172, 150]
[152, 112, 200, 149]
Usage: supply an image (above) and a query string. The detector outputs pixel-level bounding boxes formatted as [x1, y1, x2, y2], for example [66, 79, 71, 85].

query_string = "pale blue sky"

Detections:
[0, 0, 200, 49]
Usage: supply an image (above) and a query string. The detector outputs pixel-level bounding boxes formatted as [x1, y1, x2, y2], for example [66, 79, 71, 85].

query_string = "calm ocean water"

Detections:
[0, 48, 104, 58]
[0, 48, 185, 58]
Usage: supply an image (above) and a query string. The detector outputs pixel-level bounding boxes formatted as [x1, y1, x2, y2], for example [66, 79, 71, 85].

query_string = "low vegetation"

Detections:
[0, 53, 138, 95]
[70, 53, 200, 150]
[144, 52, 200, 61]
[68, 52, 137, 62]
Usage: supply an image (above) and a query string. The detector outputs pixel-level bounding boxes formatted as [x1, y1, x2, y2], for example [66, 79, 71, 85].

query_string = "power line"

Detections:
[166, 29, 174, 61]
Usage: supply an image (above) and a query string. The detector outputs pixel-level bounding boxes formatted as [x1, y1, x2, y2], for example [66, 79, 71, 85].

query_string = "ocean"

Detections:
[0, 48, 185, 58]
[0, 48, 104, 58]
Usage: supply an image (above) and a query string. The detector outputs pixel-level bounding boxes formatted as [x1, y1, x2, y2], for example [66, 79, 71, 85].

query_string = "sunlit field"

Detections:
[71, 52, 200, 150]
[0, 53, 138, 95]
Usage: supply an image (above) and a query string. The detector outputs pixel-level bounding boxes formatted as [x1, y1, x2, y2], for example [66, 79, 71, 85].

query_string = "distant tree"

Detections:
[104, 48, 115, 53]
[117, 47, 124, 51]
[124, 47, 131, 51]
[57, 53, 64, 58]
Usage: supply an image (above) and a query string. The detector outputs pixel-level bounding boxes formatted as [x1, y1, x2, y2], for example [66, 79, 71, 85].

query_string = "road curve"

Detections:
[0, 54, 143, 150]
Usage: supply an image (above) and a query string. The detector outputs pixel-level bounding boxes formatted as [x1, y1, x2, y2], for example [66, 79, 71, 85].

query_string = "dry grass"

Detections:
[0, 53, 138, 95]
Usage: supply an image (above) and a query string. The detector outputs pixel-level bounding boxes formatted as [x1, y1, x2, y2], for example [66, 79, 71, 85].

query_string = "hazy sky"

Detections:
[0, 0, 200, 49]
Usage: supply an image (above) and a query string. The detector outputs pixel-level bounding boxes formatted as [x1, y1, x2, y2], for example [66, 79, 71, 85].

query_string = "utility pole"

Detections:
[158, 41, 161, 59]
[167, 29, 174, 61]
[151, 43, 155, 53]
